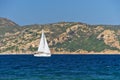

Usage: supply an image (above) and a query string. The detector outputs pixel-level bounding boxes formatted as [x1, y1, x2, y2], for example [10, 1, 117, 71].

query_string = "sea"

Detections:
[0, 54, 120, 80]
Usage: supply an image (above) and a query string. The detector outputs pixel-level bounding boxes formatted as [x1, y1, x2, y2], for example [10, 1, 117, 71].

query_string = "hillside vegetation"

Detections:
[0, 17, 120, 54]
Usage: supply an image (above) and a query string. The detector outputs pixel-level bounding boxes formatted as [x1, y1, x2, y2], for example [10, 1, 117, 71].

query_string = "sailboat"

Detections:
[34, 29, 51, 57]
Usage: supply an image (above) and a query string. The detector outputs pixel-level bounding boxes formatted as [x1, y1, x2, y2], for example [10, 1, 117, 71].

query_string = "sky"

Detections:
[0, 0, 120, 25]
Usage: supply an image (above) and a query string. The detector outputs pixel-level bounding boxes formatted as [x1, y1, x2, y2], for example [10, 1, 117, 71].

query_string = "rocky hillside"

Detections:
[0, 17, 18, 27]
[0, 17, 120, 54]
[0, 17, 19, 35]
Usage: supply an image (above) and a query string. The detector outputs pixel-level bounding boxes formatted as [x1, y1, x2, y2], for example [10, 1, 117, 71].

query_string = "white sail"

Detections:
[44, 35, 51, 53]
[37, 30, 50, 54]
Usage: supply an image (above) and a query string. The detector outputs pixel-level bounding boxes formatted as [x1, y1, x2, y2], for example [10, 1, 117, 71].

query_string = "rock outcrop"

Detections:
[97, 30, 120, 49]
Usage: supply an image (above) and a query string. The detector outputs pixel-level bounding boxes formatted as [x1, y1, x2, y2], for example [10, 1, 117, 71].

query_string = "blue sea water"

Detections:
[0, 54, 120, 80]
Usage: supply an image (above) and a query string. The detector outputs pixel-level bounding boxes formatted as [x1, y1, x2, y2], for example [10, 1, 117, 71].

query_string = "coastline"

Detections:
[0, 52, 33, 55]
[1, 49, 120, 55]
[1, 52, 120, 55]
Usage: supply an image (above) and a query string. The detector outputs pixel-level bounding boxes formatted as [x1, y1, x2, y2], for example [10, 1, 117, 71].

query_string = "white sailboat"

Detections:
[34, 29, 51, 57]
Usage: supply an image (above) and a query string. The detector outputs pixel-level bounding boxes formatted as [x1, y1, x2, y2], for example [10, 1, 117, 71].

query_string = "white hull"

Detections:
[34, 52, 51, 57]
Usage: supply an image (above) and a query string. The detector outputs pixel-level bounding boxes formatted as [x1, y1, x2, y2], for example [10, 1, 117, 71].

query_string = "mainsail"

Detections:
[38, 30, 50, 54]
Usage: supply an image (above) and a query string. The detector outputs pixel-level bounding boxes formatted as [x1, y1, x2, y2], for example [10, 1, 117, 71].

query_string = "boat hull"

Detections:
[34, 52, 51, 57]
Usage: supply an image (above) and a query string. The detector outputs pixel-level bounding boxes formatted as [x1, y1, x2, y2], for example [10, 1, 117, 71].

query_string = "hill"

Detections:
[0, 18, 120, 54]
[0, 17, 20, 35]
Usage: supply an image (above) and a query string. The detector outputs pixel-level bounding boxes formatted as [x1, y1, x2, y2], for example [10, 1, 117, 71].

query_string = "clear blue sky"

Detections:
[0, 0, 120, 25]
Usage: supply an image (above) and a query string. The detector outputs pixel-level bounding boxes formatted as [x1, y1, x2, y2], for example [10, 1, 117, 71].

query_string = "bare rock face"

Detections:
[101, 49, 120, 54]
[51, 24, 81, 45]
[0, 17, 19, 27]
[97, 30, 120, 49]
[94, 26, 104, 33]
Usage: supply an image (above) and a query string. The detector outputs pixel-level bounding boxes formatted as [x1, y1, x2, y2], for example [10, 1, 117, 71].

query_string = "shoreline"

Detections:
[1, 52, 120, 55]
